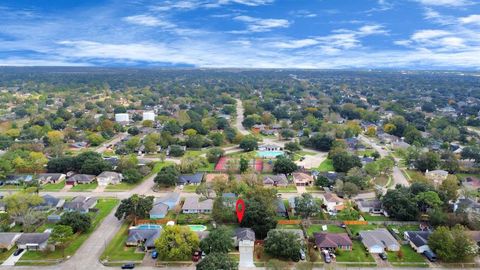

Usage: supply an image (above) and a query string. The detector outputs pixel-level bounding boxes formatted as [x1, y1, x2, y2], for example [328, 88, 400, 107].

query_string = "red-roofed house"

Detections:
[314, 233, 352, 251]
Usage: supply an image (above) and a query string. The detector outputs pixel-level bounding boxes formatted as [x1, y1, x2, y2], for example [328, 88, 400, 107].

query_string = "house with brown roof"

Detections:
[292, 172, 314, 186]
[314, 233, 352, 251]
[263, 174, 288, 187]
[322, 192, 345, 213]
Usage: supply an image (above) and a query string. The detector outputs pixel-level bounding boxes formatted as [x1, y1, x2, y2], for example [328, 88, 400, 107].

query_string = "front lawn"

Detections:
[69, 182, 98, 191]
[307, 224, 345, 236]
[276, 185, 298, 193]
[318, 159, 334, 172]
[335, 240, 375, 263]
[20, 198, 119, 262]
[100, 223, 145, 261]
[42, 181, 65, 191]
[386, 245, 426, 263]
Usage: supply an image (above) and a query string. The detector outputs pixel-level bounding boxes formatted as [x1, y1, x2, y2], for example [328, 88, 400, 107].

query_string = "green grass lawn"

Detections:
[387, 245, 426, 263]
[182, 185, 197, 192]
[307, 224, 346, 236]
[361, 213, 391, 221]
[69, 182, 98, 191]
[20, 198, 119, 262]
[335, 240, 375, 263]
[100, 223, 145, 261]
[184, 150, 205, 157]
[306, 186, 323, 192]
[386, 225, 420, 239]
[0, 248, 15, 262]
[276, 185, 298, 193]
[318, 159, 334, 172]
[0, 185, 22, 190]
[298, 150, 317, 156]
[42, 181, 65, 191]
[105, 161, 174, 191]
[277, 224, 302, 230]
[347, 224, 385, 236]
[198, 163, 215, 172]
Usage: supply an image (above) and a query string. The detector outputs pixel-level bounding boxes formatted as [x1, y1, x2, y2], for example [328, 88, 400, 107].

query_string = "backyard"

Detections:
[318, 159, 334, 172]
[306, 224, 346, 236]
[100, 223, 145, 262]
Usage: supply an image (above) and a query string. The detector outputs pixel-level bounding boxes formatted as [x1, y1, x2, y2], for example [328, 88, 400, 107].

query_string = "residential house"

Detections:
[322, 192, 345, 213]
[70, 142, 88, 149]
[36, 173, 66, 184]
[97, 171, 123, 186]
[453, 197, 480, 215]
[47, 214, 61, 224]
[378, 133, 399, 144]
[149, 202, 169, 219]
[222, 193, 237, 209]
[182, 197, 213, 214]
[0, 233, 21, 250]
[263, 174, 288, 187]
[361, 157, 375, 165]
[425, 170, 449, 186]
[66, 174, 96, 185]
[34, 195, 65, 211]
[149, 192, 180, 219]
[392, 141, 411, 150]
[356, 199, 384, 215]
[16, 233, 50, 251]
[359, 229, 400, 253]
[463, 177, 480, 192]
[313, 233, 353, 251]
[126, 228, 161, 250]
[258, 144, 282, 151]
[292, 172, 314, 186]
[466, 231, 480, 247]
[4, 175, 33, 185]
[178, 173, 204, 186]
[233, 228, 255, 247]
[404, 231, 432, 253]
[154, 192, 180, 210]
[64, 196, 97, 213]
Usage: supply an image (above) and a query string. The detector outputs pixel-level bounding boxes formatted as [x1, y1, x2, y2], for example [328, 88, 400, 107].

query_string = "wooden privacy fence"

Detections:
[343, 220, 368, 225]
[135, 219, 174, 225]
[278, 219, 302, 225]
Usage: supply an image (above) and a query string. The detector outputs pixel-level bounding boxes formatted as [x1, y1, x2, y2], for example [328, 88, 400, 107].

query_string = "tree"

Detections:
[206, 147, 224, 163]
[241, 188, 277, 239]
[0, 159, 13, 180]
[306, 134, 334, 151]
[4, 192, 43, 224]
[280, 129, 295, 140]
[331, 151, 361, 173]
[461, 146, 480, 163]
[154, 165, 179, 186]
[239, 136, 258, 152]
[428, 225, 478, 262]
[264, 230, 301, 261]
[200, 226, 233, 254]
[178, 156, 208, 173]
[294, 193, 320, 219]
[273, 156, 298, 174]
[415, 191, 442, 212]
[59, 212, 91, 233]
[196, 252, 238, 270]
[168, 145, 185, 157]
[239, 156, 249, 173]
[439, 176, 459, 202]
[123, 168, 143, 184]
[115, 195, 154, 221]
[86, 133, 105, 146]
[415, 152, 440, 172]
[381, 186, 419, 221]
[315, 175, 329, 187]
[49, 225, 74, 257]
[155, 225, 200, 260]
[284, 142, 301, 152]
[343, 182, 360, 198]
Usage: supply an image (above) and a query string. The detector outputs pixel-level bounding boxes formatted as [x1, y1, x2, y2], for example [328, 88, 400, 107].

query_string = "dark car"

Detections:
[13, 249, 24, 256]
[151, 250, 158, 259]
[121, 263, 135, 269]
[379, 253, 388, 260]
[424, 250, 437, 262]
[192, 251, 201, 262]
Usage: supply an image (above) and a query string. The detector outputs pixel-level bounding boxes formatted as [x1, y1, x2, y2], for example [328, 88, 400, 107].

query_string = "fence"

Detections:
[135, 219, 174, 225]
[278, 219, 302, 225]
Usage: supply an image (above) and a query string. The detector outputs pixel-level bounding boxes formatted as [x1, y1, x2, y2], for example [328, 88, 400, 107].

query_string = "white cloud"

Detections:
[460, 14, 480, 25]
[415, 0, 472, 7]
[123, 15, 173, 27]
[233, 15, 290, 32]
[411, 29, 451, 41]
[152, 0, 274, 11]
[269, 38, 319, 49]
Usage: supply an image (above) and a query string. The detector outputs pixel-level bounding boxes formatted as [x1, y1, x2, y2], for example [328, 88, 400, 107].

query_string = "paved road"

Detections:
[95, 133, 128, 154]
[235, 99, 249, 135]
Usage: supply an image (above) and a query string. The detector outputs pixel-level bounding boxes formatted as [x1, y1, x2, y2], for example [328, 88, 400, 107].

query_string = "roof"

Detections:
[36, 173, 65, 182]
[156, 192, 180, 205]
[97, 171, 122, 181]
[292, 173, 313, 184]
[276, 199, 287, 214]
[0, 233, 21, 247]
[314, 233, 352, 248]
[150, 202, 169, 216]
[178, 173, 204, 185]
[356, 199, 382, 209]
[405, 231, 431, 248]
[359, 229, 398, 249]
[235, 228, 255, 242]
[64, 196, 97, 211]
[182, 197, 213, 211]
[467, 231, 480, 242]
[263, 174, 288, 185]
[127, 228, 161, 248]
[68, 174, 96, 183]
[323, 192, 344, 203]
[17, 233, 50, 245]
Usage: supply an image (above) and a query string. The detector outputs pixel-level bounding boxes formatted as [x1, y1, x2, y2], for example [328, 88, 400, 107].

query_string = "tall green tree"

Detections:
[294, 193, 320, 219]
[115, 194, 154, 221]
[155, 225, 200, 260]
[199, 226, 233, 254]
[196, 252, 238, 270]
[59, 212, 91, 233]
[264, 230, 302, 261]
[428, 225, 478, 262]
[49, 225, 74, 258]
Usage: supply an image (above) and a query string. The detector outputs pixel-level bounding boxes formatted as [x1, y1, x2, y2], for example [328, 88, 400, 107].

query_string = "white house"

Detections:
[359, 229, 400, 253]
[404, 231, 432, 253]
[182, 197, 213, 214]
[97, 171, 123, 186]
[321, 192, 345, 213]
[142, 111, 155, 121]
[115, 113, 129, 123]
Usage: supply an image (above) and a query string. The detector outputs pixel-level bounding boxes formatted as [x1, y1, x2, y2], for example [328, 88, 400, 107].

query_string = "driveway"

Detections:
[2, 249, 26, 266]
[373, 253, 391, 268]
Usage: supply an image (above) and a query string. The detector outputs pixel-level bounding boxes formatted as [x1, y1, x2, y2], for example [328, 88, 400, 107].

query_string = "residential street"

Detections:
[235, 98, 249, 135]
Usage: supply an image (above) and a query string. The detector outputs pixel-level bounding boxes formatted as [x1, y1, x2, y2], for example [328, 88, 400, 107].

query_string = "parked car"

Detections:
[423, 250, 437, 262]
[151, 250, 158, 259]
[121, 263, 135, 269]
[192, 251, 201, 262]
[201, 251, 206, 260]
[322, 250, 331, 263]
[299, 249, 306, 260]
[379, 253, 388, 260]
[13, 249, 24, 256]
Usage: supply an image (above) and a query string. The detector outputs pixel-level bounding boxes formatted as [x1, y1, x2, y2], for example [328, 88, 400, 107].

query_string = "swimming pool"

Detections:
[187, 225, 207, 231]
[136, 224, 162, 230]
[257, 150, 284, 158]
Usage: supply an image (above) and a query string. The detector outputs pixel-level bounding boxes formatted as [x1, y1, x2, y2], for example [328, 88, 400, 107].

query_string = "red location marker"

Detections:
[236, 198, 246, 223]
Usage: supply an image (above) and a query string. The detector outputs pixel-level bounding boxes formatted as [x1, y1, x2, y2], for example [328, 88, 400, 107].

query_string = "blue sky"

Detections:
[1, 0, 480, 69]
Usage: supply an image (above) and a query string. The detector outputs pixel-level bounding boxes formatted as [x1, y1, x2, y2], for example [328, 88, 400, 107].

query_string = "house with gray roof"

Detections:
[34, 194, 65, 211]
[314, 232, 352, 251]
[66, 174, 96, 185]
[359, 229, 400, 253]
[63, 196, 97, 213]
[234, 228, 255, 247]
[0, 233, 21, 250]
[150, 193, 181, 219]
[97, 171, 123, 186]
[178, 173, 204, 185]
[36, 173, 66, 184]
[263, 174, 288, 187]
[404, 231, 432, 253]
[126, 228, 161, 250]
[182, 197, 213, 214]
[16, 232, 50, 251]
[150, 202, 169, 219]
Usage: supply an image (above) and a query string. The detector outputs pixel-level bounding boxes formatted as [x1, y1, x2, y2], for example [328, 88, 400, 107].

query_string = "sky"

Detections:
[1, 0, 480, 69]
